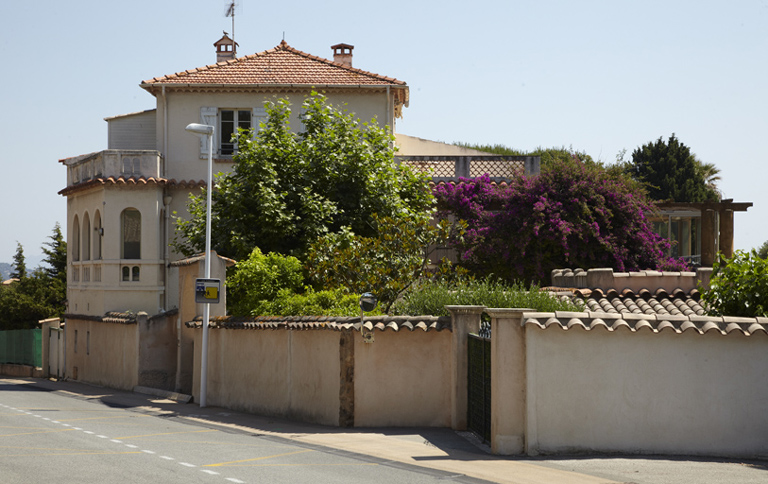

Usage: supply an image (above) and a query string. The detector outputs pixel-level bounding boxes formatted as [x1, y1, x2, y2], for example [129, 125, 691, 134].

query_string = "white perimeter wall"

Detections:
[524, 327, 768, 457]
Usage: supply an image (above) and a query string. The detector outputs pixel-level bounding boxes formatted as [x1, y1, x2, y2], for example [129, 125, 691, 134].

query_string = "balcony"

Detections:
[63, 150, 163, 186]
[396, 155, 540, 183]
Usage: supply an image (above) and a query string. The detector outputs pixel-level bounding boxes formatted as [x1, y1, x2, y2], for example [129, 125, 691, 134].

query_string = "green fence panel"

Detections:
[0, 329, 42, 367]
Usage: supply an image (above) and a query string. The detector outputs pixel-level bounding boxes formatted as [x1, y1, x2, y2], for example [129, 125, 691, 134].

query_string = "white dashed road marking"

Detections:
[3, 399, 248, 483]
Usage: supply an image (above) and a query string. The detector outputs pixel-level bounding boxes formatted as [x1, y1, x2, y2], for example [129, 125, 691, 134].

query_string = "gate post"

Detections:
[39, 318, 61, 378]
[446, 306, 484, 430]
[485, 308, 531, 455]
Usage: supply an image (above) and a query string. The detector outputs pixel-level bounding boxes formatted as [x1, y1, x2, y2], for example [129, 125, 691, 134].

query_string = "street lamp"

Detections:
[185, 122, 214, 408]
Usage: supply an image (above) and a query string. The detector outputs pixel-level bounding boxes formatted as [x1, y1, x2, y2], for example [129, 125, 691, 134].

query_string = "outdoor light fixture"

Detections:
[185, 122, 214, 407]
[359, 292, 377, 344]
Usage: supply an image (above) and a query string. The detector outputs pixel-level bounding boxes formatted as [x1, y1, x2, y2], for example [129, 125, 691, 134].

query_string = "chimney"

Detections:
[331, 43, 354, 67]
[214, 33, 237, 62]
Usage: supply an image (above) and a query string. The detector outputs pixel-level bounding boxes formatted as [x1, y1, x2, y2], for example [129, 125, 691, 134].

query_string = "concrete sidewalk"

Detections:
[6, 377, 767, 484]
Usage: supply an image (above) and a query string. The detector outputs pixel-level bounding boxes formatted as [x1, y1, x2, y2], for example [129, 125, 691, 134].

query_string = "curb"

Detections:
[133, 385, 193, 403]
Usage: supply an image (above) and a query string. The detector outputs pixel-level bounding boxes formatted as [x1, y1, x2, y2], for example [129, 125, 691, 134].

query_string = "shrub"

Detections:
[254, 288, 372, 317]
[701, 250, 768, 317]
[227, 248, 304, 316]
[435, 160, 682, 285]
[390, 278, 579, 317]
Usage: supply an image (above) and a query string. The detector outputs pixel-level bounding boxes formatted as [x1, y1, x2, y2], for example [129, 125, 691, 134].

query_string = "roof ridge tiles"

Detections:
[142, 41, 405, 88]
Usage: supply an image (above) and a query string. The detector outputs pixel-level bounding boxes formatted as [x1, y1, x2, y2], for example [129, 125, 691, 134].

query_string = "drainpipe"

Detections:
[163, 194, 172, 310]
[386, 85, 394, 151]
[162, 85, 168, 178]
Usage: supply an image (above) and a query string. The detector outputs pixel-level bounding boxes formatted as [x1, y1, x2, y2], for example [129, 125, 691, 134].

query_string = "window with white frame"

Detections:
[219, 109, 251, 155]
[199, 106, 266, 157]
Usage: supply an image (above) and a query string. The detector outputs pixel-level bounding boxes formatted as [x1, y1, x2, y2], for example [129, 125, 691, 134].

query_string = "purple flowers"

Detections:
[435, 161, 686, 284]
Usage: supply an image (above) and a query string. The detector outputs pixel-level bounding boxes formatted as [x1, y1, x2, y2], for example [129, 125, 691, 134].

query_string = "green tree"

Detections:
[42, 223, 67, 283]
[757, 240, 768, 259]
[0, 227, 67, 330]
[702, 250, 768, 317]
[10, 242, 26, 280]
[624, 134, 717, 202]
[173, 93, 433, 262]
[307, 213, 464, 312]
[0, 268, 66, 330]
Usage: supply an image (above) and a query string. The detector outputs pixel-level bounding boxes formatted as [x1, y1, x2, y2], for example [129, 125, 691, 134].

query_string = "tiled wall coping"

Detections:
[551, 267, 712, 292]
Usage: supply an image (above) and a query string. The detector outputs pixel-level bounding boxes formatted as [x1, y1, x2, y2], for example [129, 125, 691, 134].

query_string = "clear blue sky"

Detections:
[1, 0, 766, 266]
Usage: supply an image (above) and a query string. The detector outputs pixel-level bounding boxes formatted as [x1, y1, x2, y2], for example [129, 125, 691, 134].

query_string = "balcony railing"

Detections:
[64, 150, 163, 186]
[397, 155, 540, 182]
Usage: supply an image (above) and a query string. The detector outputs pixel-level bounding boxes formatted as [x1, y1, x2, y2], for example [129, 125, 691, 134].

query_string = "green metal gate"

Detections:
[467, 333, 491, 442]
[0, 329, 43, 367]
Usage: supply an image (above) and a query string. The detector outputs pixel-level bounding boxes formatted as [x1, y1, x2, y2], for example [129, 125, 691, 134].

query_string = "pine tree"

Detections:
[10, 242, 26, 280]
[626, 134, 716, 203]
[42, 223, 67, 283]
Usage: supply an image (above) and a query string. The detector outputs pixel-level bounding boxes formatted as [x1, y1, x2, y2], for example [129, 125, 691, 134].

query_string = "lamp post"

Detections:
[185, 122, 214, 408]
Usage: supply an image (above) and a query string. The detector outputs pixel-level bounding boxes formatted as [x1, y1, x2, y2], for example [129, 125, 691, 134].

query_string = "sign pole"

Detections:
[200, 125, 214, 408]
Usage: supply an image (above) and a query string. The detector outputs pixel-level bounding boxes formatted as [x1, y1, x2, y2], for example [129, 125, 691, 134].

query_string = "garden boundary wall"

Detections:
[488, 309, 768, 458]
[186, 307, 480, 428]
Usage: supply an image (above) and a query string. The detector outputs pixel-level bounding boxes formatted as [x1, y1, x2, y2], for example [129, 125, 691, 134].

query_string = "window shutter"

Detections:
[200, 107, 218, 157]
[252, 107, 267, 134]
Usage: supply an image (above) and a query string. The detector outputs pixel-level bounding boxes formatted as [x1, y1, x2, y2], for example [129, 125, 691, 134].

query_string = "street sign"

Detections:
[195, 278, 221, 304]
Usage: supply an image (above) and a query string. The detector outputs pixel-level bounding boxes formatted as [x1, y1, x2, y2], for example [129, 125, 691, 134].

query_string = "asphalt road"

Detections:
[0, 380, 489, 484]
[2, 378, 767, 484]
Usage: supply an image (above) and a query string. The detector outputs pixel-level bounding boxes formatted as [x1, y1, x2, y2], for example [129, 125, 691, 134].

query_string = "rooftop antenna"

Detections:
[225, 1, 237, 57]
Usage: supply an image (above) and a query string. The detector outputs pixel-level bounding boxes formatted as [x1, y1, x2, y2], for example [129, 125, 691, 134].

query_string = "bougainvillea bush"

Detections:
[435, 160, 684, 284]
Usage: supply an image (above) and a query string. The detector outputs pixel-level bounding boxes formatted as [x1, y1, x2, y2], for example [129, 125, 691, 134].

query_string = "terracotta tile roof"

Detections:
[570, 287, 708, 317]
[523, 311, 768, 336]
[65, 309, 178, 324]
[58, 176, 206, 196]
[141, 40, 406, 89]
[169, 252, 236, 268]
[185, 315, 452, 332]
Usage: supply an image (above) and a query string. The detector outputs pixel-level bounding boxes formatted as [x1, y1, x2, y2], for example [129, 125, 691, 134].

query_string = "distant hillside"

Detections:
[0, 262, 11, 281]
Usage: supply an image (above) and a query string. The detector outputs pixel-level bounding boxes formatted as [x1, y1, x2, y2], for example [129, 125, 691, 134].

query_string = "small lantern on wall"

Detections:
[359, 292, 377, 344]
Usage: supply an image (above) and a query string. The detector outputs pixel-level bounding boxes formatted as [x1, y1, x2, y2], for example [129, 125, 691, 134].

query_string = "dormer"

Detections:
[214, 33, 238, 62]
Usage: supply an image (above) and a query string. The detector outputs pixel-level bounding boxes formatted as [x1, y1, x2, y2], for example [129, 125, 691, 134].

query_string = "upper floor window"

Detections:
[121, 208, 141, 259]
[82, 213, 91, 261]
[200, 106, 265, 158]
[219, 109, 251, 155]
[93, 210, 103, 260]
[72, 215, 81, 262]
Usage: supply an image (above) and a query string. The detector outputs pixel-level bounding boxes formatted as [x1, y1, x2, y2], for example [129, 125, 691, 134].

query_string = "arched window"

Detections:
[72, 215, 80, 262]
[82, 212, 91, 261]
[121, 208, 141, 259]
[93, 210, 102, 260]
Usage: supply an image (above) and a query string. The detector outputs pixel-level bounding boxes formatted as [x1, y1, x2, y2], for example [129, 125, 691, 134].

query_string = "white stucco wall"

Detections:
[354, 330, 452, 427]
[65, 318, 139, 391]
[192, 329, 341, 426]
[523, 327, 768, 457]
[158, 90, 392, 181]
[67, 184, 166, 315]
